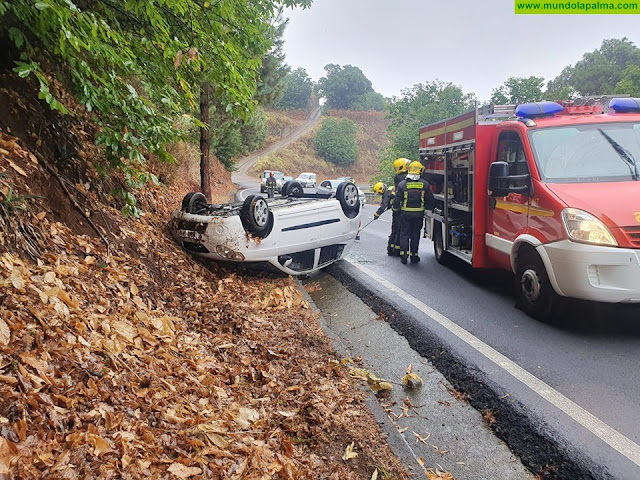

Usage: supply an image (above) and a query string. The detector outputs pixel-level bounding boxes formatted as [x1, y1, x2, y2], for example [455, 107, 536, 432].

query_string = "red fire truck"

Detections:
[420, 98, 640, 319]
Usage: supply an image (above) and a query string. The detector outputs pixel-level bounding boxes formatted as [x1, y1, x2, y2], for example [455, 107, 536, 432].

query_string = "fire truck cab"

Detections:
[421, 98, 640, 319]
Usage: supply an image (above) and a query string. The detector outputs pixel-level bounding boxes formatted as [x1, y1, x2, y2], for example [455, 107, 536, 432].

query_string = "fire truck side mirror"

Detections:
[488, 161, 530, 197]
[488, 162, 510, 197]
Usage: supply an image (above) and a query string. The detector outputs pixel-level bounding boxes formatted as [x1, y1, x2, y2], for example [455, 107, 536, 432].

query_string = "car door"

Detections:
[487, 130, 531, 266]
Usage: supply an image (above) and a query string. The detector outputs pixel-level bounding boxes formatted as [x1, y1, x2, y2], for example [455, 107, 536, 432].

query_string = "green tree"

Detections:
[546, 66, 577, 101]
[3, 0, 310, 214]
[351, 91, 387, 112]
[277, 67, 313, 109]
[240, 107, 269, 154]
[318, 64, 374, 109]
[571, 37, 640, 95]
[385, 80, 475, 164]
[255, 16, 290, 106]
[615, 65, 640, 97]
[315, 117, 359, 166]
[490, 76, 545, 104]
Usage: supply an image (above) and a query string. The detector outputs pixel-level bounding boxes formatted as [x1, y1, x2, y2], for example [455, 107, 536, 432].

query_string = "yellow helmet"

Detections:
[373, 182, 387, 194]
[393, 158, 409, 174]
[408, 161, 424, 176]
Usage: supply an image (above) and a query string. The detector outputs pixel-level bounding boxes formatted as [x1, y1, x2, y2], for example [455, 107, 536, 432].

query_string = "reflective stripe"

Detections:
[402, 183, 426, 212]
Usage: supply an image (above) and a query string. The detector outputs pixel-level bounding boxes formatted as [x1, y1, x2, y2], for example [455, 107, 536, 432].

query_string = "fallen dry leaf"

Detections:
[167, 462, 202, 479]
[342, 441, 358, 461]
[0, 318, 10, 346]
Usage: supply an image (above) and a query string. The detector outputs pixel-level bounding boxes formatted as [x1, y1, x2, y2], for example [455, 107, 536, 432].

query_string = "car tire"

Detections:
[279, 181, 291, 195]
[433, 221, 451, 265]
[181, 192, 207, 214]
[336, 182, 360, 219]
[240, 195, 273, 238]
[515, 247, 564, 321]
[285, 181, 304, 197]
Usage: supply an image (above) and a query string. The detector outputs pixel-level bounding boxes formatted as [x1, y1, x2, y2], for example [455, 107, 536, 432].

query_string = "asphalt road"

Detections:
[336, 204, 640, 480]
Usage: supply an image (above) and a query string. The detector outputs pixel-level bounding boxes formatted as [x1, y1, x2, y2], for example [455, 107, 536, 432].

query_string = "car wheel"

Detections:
[240, 195, 273, 238]
[285, 181, 304, 197]
[515, 247, 563, 321]
[279, 181, 291, 195]
[433, 221, 450, 265]
[336, 182, 360, 218]
[181, 192, 208, 214]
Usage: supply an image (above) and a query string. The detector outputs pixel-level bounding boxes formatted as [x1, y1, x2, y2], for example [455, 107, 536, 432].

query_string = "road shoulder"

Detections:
[300, 272, 532, 480]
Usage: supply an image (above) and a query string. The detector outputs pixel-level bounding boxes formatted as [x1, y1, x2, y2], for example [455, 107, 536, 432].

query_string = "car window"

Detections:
[320, 181, 330, 187]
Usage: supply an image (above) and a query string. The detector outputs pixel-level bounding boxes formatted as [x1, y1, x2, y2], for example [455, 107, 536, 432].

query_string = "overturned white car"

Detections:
[170, 181, 362, 275]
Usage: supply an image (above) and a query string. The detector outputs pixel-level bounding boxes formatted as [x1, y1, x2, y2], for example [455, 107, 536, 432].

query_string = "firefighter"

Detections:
[372, 182, 398, 255]
[393, 161, 435, 264]
[265, 172, 277, 198]
[392, 158, 409, 188]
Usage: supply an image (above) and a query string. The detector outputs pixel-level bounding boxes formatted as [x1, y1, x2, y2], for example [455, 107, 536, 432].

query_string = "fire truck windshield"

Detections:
[529, 122, 640, 183]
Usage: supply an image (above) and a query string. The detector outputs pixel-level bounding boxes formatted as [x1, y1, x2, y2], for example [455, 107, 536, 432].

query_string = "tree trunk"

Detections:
[199, 83, 212, 199]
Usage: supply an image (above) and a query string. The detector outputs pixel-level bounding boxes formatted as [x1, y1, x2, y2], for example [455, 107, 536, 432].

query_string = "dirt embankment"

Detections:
[251, 109, 390, 186]
[0, 75, 409, 478]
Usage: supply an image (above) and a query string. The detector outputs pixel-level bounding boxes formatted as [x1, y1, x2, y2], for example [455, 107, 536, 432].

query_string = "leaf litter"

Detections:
[0, 134, 412, 479]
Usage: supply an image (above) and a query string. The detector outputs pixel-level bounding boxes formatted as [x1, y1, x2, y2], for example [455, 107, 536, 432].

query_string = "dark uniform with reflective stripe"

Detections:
[393, 172, 407, 189]
[393, 177, 435, 261]
[373, 186, 398, 255]
[265, 175, 277, 198]
[389, 172, 407, 255]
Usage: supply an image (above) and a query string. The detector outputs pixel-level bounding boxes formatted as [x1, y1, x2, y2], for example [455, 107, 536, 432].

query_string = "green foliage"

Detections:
[570, 37, 640, 95]
[615, 65, 640, 97]
[318, 64, 378, 110]
[490, 76, 545, 104]
[255, 17, 290, 106]
[277, 67, 313, 109]
[315, 117, 359, 166]
[240, 107, 269, 154]
[351, 91, 387, 112]
[3, 0, 310, 215]
[385, 80, 475, 161]
[545, 66, 576, 101]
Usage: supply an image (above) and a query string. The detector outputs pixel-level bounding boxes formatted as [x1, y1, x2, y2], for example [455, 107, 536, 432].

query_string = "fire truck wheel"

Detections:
[433, 222, 450, 265]
[515, 248, 563, 321]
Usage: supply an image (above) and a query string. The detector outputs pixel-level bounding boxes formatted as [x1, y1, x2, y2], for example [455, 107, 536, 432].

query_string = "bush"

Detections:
[315, 117, 359, 166]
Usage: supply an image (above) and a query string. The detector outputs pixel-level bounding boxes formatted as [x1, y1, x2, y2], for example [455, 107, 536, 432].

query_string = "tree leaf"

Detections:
[0, 318, 10, 346]
[168, 463, 202, 479]
[342, 441, 357, 461]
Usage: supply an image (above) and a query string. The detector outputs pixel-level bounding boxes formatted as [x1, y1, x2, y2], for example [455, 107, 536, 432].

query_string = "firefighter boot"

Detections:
[411, 255, 420, 264]
[400, 256, 408, 264]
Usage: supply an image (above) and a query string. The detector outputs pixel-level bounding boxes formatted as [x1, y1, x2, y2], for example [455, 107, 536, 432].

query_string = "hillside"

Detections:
[252, 109, 390, 185]
[0, 74, 409, 478]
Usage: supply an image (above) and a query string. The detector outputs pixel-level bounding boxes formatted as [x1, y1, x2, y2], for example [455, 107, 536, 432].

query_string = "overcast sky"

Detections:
[283, 0, 640, 102]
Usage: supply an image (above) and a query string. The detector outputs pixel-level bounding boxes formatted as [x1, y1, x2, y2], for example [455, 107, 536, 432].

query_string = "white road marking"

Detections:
[237, 188, 252, 201]
[345, 258, 640, 467]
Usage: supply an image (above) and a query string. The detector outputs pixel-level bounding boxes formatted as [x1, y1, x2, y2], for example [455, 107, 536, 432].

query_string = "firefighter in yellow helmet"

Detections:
[392, 161, 435, 264]
[392, 158, 409, 189]
[372, 182, 398, 255]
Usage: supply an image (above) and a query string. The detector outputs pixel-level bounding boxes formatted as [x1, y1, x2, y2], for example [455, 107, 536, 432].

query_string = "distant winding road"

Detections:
[232, 106, 322, 188]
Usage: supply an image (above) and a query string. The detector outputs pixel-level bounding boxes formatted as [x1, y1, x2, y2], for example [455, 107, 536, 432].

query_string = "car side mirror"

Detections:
[488, 161, 531, 197]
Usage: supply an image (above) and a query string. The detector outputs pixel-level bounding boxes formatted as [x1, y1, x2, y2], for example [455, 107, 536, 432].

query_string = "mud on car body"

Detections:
[170, 181, 362, 275]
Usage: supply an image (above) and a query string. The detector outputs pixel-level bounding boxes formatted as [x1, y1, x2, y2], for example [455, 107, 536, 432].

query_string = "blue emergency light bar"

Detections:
[515, 101, 565, 118]
[608, 97, 640, 113]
